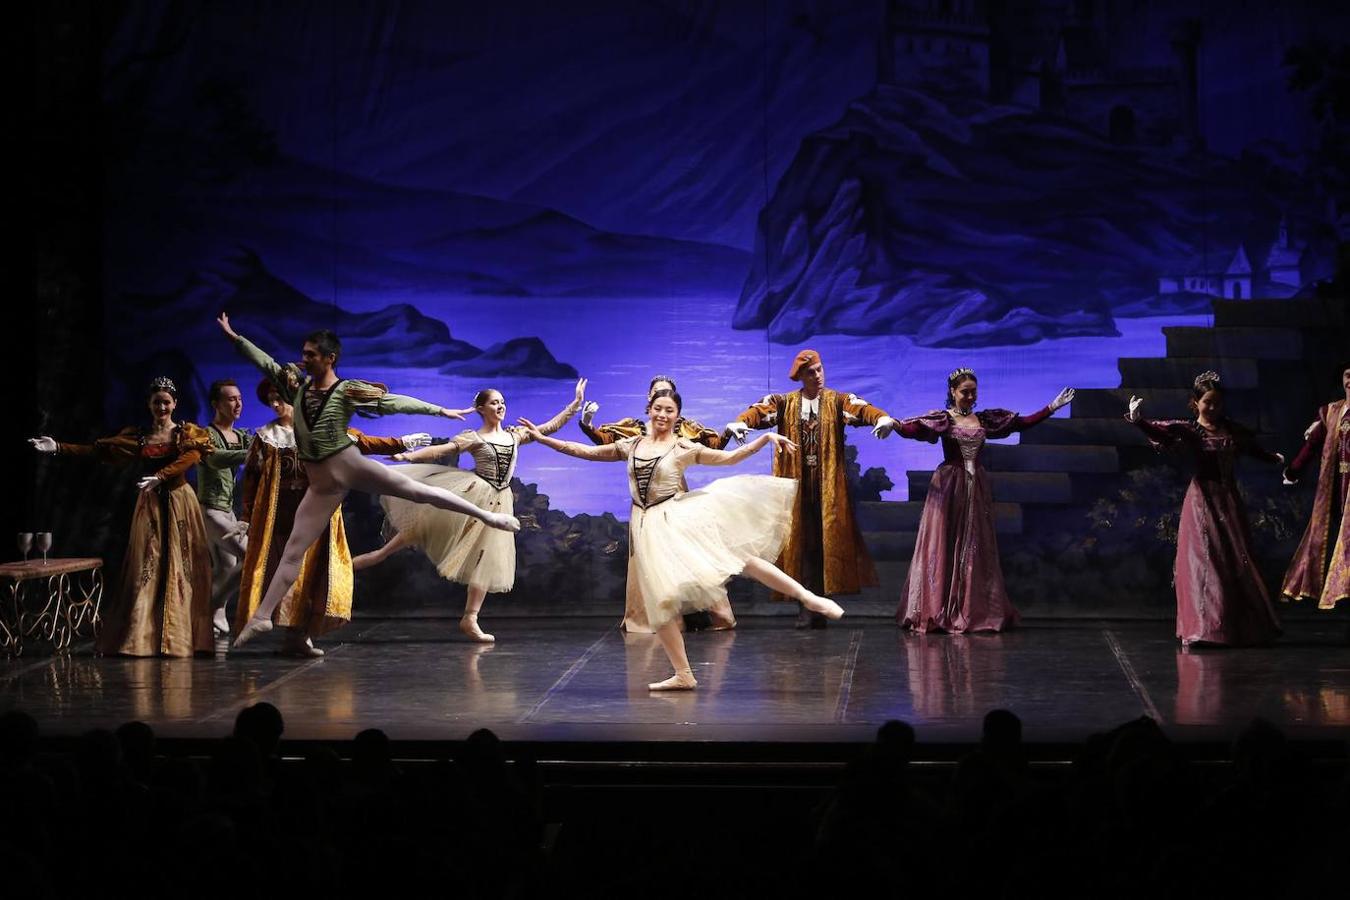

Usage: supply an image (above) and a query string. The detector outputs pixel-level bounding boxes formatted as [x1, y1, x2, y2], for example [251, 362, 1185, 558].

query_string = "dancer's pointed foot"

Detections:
[232, 616, 273, 649]
[708, 598, 736, 631]
[648, 668, 697, 691]
[212, 608, 231, 635]
[800, 593, 844, 621]
[282, 633, 324, 658]
[459, 613, 496, 643]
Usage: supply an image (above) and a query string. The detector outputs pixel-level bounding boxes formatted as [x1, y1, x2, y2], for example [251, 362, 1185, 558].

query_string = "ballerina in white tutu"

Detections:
[519, 389, 844, 691]
[352, 379, 586, 642]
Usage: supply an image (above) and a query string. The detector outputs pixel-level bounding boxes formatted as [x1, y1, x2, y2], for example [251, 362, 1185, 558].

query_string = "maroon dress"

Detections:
[1133, 417, 1282, 646]
[894, 407, 1051, 633]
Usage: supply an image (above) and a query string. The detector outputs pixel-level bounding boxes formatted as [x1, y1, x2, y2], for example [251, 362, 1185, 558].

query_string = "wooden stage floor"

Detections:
[4, 617, 1348, 751]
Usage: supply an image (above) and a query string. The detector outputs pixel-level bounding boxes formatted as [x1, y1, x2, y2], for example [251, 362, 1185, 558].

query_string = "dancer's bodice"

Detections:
[465, 434, 518, 490]
[942, 425, 987, 474]
[623, 439, 697, 509]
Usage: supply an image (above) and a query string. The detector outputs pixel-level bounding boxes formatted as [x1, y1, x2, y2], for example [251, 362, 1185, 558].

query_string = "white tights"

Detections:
[247, 448, 505, 624]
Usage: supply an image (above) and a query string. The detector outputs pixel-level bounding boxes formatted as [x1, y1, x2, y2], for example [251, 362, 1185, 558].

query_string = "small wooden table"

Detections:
[0, 558, 103, 656]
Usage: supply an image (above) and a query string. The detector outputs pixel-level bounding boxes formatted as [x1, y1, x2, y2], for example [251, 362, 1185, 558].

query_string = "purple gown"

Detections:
[1134, 418, 1282, 646]
[894, 407, 1051, 633]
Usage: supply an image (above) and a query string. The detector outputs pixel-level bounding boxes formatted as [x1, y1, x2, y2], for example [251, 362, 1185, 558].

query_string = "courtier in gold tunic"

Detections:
[579, 374, 734, 632]
[217, 314, 519, 650]
[352, 380, 585, 643]
[235, 378, 425, 656]
[30, 377, 215, 657]
[726, 349, 895, 626]
[1281, 362, 1350, 610]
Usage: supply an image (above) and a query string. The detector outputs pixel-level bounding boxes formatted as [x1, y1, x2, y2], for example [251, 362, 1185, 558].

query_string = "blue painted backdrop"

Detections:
[101, 0, 1343, 525]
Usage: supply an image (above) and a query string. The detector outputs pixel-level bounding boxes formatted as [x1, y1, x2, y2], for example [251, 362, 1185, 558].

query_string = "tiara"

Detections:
[1193, 370, 1220, 390]
[149, 376, 178, 396]
[948, 367, 976, 382]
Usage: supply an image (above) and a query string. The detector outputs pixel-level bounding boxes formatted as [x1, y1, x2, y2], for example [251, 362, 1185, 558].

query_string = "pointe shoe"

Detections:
[800, 593, 844, 621]
[459, 613, 496, 643]
[648, 668, 697, 691]
[212, 609, 231, 635]
[282, 635, 324, 658]
[232, 616, 273, 649]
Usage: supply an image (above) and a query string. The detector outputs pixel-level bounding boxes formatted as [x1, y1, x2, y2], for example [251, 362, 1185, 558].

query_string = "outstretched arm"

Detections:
[1283, 418, 1326, 484]
[694, 432, 796, 466]
[392, 431, 477, 462]
[727, 394, 782, 442]
[518, 417, 622, 461]
[840, 392, 895, 438]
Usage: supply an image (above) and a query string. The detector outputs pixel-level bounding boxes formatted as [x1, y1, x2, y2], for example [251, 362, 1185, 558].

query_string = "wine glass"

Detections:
[36, 533, 52, 565]
[17, 532, 33, 563]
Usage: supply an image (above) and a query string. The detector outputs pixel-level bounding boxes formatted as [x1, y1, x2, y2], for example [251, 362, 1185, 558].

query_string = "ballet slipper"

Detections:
[648, 668, 697, 691]
[232, 616, 273, 649]
[459, 613, 496, 643]
[800, 593, 844, 621]
[211, 609, 231, 635]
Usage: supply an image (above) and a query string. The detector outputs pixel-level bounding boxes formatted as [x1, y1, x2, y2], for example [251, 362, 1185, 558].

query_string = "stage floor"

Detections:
[4, 617, 1349, 749]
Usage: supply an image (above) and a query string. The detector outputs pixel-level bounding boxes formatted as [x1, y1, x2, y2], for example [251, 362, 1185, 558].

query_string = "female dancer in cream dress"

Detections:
[352, 380, 586, 642]
[520, 389, 844, 691]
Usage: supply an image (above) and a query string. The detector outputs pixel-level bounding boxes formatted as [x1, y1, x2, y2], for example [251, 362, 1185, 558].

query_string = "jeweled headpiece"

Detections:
[1193, 370, 1221, 390]
[148, 376, 178, 399]
[947, 367, 976, 384]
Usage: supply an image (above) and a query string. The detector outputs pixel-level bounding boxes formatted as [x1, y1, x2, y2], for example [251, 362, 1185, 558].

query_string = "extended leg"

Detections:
[351, 531, 409, 571]
[339, 451, 518, 531]
[233, 486, 346, 648]
[649, 619, 697, 691]
[742, 557, 844, 620]
[461, 584, 494, 643]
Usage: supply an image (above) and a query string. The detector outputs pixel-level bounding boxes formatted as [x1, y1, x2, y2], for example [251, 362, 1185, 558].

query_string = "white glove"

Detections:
[725, 422, 750, 443]
[400, 432, 432, 450]
[136, 476, 161, 492]
[872, 416, 895, 439]
[1126, 396, 1143, 422]
[1273, 452, 1285, 467]
[28, 436, 58, 454]
[581, 401, 600, 426]
[1049, 387, 1075, 411]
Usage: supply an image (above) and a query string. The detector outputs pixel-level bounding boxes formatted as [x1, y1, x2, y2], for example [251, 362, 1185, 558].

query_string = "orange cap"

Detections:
[788, 348, 822, 381]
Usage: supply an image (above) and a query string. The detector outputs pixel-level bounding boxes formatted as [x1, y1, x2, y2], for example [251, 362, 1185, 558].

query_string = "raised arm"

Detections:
[517, 417, 622, 461]
[693, 432, 796, 466]
[220, 313, 296, 392]
[1126, 397, 1196, 450]
[518, 378, 585, 445]
[343, 381, 467, 422]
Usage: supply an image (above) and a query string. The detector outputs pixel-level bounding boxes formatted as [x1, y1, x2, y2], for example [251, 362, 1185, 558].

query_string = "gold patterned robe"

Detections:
[235, 423, 406, 637]
[59, 424, 215, 657]
[1281, 400, 1349, 608]
[736, 388, 886, 598]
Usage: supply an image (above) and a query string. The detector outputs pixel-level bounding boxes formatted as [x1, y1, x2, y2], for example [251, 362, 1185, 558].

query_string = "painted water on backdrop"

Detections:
[203, 294, 1207, 516]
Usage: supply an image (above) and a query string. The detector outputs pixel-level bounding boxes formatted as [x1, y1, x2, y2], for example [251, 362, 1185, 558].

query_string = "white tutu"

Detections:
[629, 474, 796, 627]
[380, 463, 516, 593]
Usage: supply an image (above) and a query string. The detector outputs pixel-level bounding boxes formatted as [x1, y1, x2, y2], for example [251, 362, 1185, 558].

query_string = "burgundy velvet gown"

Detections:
[894, 407, 1050, 633]
[1133, 417, 1282, 647]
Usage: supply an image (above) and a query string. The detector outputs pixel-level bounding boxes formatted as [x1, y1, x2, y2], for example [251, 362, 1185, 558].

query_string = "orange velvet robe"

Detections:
[736, 388, 886, 597]
[59, 424, 215, 657]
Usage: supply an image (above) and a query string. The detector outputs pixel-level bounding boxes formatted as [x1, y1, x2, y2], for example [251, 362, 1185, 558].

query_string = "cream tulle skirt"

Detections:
[380, 464, 516, 593]
[630, 474, 795, 628]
